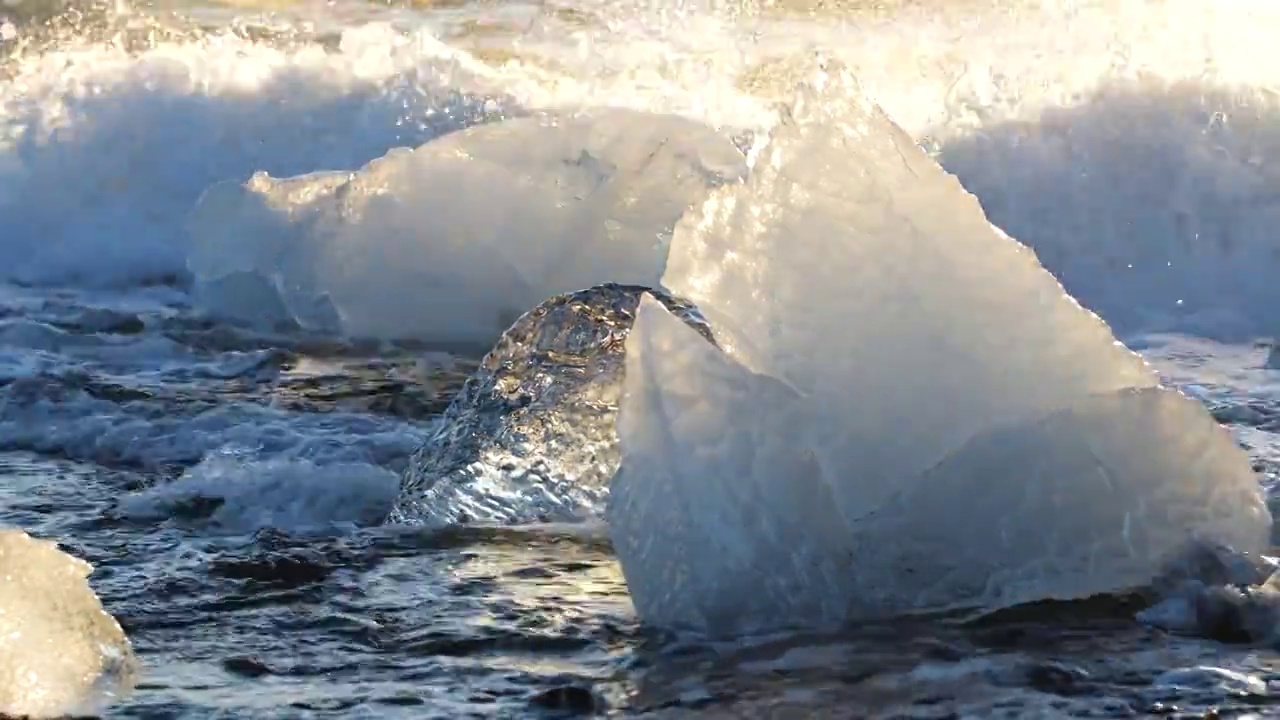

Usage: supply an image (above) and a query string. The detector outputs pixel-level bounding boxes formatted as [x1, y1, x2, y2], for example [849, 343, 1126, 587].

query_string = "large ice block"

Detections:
[607, 65, 1271, 636]
[187, 109, 747, 345]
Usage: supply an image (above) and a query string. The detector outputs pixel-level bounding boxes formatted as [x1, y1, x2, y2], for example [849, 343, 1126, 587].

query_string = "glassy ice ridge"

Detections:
[388, 283, 715, 527]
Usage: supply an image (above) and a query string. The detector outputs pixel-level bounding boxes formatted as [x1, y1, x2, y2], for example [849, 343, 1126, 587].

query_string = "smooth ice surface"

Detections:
[0, 528, 137, 718]
[188, 109, 747, 345]
[608, 66, 1272, 636]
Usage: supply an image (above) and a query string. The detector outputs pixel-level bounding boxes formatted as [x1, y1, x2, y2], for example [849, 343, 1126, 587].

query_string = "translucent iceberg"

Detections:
[388, 284, 714, 527]
[607, 65, 1272, 637]
[187, 109, 747, 346]
[0, 528, 137, 718]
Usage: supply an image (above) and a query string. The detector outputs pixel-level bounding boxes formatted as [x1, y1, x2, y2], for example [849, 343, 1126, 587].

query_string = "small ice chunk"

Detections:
[1139, 544, 1280, 643]
[0, 528, 137, 718]
[608, 63, 1271, 636]
[1154, 666, 1267, 698]
[389, 284, 714, 527]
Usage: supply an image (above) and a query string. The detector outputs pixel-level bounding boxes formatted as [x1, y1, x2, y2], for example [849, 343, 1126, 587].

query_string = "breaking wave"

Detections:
[0, 1, 1275, 341]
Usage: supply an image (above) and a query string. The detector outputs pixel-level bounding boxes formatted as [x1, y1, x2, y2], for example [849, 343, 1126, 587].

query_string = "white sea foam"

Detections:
[0, 354, 423, 471]
[117, 450, 401, 533]
[0, 22, 517, 287]
[0, 1, 1276, 340]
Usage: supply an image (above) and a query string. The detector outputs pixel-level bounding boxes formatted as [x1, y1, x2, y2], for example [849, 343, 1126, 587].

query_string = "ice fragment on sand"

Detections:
[0, 528, 136, 718]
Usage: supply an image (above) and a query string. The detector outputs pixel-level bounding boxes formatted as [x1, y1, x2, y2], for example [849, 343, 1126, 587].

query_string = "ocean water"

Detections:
[2, 0, 1280, 717]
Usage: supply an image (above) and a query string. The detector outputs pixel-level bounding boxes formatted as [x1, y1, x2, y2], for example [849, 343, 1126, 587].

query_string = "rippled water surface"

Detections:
[2, 275, 1279, 718]
[3, 0, 1280, 716]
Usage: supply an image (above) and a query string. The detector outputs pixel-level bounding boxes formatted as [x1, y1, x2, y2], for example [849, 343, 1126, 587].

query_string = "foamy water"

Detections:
[1, 0, 1279, 716]
[2, 1, 1278, 337]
